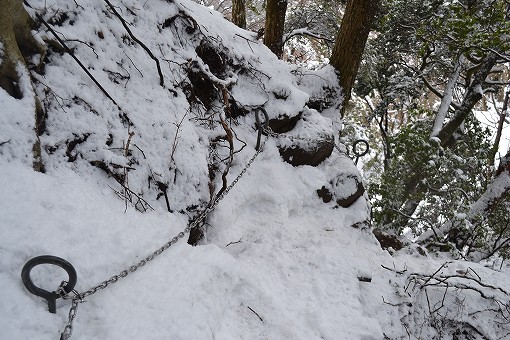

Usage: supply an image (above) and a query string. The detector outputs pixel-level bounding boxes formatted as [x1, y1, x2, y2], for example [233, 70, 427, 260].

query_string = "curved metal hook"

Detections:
[21, 255, 77, 313]
[352, 139, 369, 165]
[255, 107, 269, 151]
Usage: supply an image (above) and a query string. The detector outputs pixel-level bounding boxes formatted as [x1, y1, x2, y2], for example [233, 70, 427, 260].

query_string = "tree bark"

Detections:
[470, 148, 510, 217]
[263, 0, 288, 58]
[423, 148, 510, 259]
[329, 0, 380, 114]
[430, 55, 464, 138]
[0, 0, 42, 98]
[232, 0, 246, 29]
[437, 52, 499, 147]
[384, 52, 501, 231]
[488, 90, 509, 170]
[0, 0, 45, 172]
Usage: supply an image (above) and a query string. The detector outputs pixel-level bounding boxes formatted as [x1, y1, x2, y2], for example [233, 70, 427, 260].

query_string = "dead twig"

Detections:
[426, 285, 448, 315]
[121, 129, 135, 210]
[73, 0, 84, 10]
[421, 262, 452, 287]
[108, 183, 154, 212]
[124, 131, 135, 157]
[170, 114, 187, 163]
[414, 272, 510, 297]
[123, 51, 143, 78]
[234, 33, 258, 53]
[65, 38, 99, 58]
[104, 0, 164, 87]
[36, 78, 67, 112]
[104, 68, 130, 87]
[214, 87, 235, 199]
[225, 239, 242, 247]
[381, 296, 401, 307]
[247, 306, 264, 322]
[35, 11, 121, 110]
[381, 263, 408, 275]
[133, 144, 146, 159]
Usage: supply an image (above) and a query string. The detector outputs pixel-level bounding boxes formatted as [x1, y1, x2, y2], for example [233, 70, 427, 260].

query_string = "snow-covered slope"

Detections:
[1, 1, 509, 339]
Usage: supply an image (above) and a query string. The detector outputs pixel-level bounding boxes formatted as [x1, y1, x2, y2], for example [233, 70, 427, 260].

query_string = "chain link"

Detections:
[60, 298, 80, 340]
[57, 126, 358, 339]
[58, 134, 268, 339]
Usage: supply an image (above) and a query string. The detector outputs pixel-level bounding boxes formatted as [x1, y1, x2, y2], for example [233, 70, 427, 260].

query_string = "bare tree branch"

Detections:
[104, 0, 164, 87]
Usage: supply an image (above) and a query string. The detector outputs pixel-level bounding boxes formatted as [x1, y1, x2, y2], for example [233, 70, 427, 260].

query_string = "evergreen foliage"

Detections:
[361, 0, 510, 258]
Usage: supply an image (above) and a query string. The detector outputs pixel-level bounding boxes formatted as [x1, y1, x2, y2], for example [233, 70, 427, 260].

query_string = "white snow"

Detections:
[430, 56, 463, 139]
[1, 1, 510, 339]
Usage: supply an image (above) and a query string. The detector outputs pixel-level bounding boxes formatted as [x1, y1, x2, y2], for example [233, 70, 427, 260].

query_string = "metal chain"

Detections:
[60, 298, 79, 340]
[58, 135, 268, 340]
[58, 126, 360, 339]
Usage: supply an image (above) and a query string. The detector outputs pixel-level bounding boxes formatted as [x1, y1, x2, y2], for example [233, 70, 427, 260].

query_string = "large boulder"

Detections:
[276, 108, 335, 167]
[317, 172, 365, 208]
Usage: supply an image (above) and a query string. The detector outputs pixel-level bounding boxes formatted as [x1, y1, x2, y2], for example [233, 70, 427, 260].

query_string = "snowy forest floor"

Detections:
[1, 0, 510, 339]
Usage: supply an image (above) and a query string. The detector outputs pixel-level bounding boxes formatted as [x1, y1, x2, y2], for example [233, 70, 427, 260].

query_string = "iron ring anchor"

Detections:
[351, 139, 369, 165]
[255, 107, 269, 151]
[21, 255, 77, 314]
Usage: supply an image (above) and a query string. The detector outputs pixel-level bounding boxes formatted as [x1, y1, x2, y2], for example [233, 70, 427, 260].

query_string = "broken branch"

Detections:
[104, 0, 164, 87]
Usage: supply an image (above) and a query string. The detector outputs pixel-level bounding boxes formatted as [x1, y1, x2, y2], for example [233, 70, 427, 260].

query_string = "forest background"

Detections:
[209, 0, 510, 261]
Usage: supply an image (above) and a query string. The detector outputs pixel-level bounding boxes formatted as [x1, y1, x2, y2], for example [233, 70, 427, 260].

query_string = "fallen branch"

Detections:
[108, 183, 154, 212]
[170, 114, 187, 163]
[247, 306, 264, 322]
[104, 0, 164, 87]
[65, 38, 99, 58]
[381, 296, 401, 307]
[0, 139, 11, 147]
[225, 239, 242, 247]
[431, 273, 510, 296]
[34, 11, 121, 109]
[381, 263, 408, 275]
[383, 261, 510, 338]
[123, 51, 143, 77]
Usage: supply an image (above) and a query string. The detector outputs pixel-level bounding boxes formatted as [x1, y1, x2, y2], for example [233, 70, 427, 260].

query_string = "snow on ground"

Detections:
[0, 153, 384, 340]
[1, 0, 510, 339]
[3, 153, 509, 339]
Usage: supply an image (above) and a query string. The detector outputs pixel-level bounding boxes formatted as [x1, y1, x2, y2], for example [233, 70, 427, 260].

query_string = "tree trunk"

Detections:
[384, 52, 501, 231]
[437, 52, 499, 147]
[470, 148, 510, 217]
[263, 0, 288, 58]
[0, 0, 45, 172]
[329, 0, 380, 114]
[232, 0, 246, 29]
[0, 0, 42, 98]
[430, 55, 464, 138]
[488, 90, 509, 170]
[422, 148, 510, 259]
